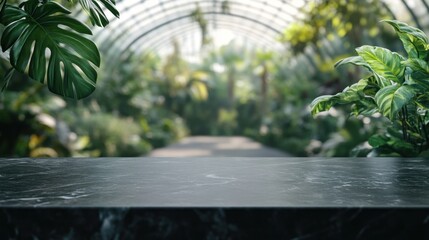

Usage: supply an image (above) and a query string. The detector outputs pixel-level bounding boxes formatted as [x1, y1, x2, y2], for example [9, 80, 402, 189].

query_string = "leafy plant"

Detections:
[280, 0, 390, 55]
[311, 20, 429, 157]
[68, 112, 152, 157]
[190, 4, 209, 47]
[0, 0, 119, 99]
[0, 78, 83, 157]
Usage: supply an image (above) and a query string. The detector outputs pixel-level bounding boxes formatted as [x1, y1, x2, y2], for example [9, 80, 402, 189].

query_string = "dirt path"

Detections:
[148, 136, 291, 157]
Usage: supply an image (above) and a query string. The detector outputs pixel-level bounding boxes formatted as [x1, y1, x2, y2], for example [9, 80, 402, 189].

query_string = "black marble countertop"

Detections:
[1, 157, 429, 207]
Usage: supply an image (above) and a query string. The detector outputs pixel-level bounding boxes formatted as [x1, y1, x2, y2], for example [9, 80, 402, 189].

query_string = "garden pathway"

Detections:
[148, 136, 291, 157]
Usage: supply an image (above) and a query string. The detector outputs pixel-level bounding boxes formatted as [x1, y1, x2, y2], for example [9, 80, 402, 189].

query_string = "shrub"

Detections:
[71, 113, 152, 157]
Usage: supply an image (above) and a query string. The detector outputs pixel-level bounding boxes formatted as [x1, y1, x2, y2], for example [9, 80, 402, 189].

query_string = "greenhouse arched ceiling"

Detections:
[81, 0, 429, 65]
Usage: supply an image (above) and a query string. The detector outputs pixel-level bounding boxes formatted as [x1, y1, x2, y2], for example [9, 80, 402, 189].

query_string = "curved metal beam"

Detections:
[102, 15, 284, 68]
[128, 12, 280, 49]
[422, 0, 429, 14]
[400, 0, 423, 29]
[100, 11, 283, 63]
[72, 0, 429, 88]
[92, 0, 301, 40]
[381, 1, 397, 20]
[94, 0, 297, 51]
[126, 22, 282, 60]
[89, 0, 305, 36]
[144, 28, 272, 53]
[96, 0, 405, 61]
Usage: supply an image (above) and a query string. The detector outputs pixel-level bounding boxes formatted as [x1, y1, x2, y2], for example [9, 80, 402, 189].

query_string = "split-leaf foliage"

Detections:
[0, 0, 119, 99]
[311, 20, 429, 157]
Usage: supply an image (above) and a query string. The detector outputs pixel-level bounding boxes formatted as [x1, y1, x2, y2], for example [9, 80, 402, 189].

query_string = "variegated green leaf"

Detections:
[356, 45, 405, 84]
[403, 58, 429, 73]
[375, 84, 416, 120]
[403, 59, 429, 91]
[349, 78, 379, 116]
[338, 78, 370, 102]
[1, 1, 100, 99]
[310, 95, 338, 116]
[351, 97, 378, 116]
[334, 56, 371, 70]
[362, 75, 380, 96]
[382, 20, 429, 60]
[416, 94, 429, 110]
[310, 79, 371, 116]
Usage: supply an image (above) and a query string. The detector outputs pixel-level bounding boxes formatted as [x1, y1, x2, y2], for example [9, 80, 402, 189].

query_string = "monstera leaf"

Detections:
[72, 0, 119, 27]
[1, 1, 100, 99]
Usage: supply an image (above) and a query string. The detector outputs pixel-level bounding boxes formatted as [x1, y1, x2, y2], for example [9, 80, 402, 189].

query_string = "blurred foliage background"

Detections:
[1, 0, 428, 157]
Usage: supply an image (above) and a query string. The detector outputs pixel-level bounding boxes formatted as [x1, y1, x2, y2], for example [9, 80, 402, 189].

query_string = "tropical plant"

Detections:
[68, 112, 152, 157]
[0, 0, 119, 99]
[280, 0, 390, 55]
[0, 74, 87, 157]
[190, 4, 209, 47]
[311, 20, 429, 157]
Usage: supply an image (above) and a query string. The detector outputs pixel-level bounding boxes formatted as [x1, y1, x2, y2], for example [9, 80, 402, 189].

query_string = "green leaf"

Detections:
[375, 84, 416, 120]
[72, 0, 119, 27]
[403, 58, 429, 79]
[356, 45, 405, 84]
[368, 134, 389, 148]
[351, 97, 378, 116]
[336, 79, 370, 102]
[369, 132, 418, 157]
[403, 58, 429, 75]
[0, 3, 27, 26]
[402, 59, 429, 91]
[407, 72, 429, 92]
[0, 0, 5, 17]
[1, 2, 100, 99]
[344, 78, 378, 116]
[310, 95, 338, 116]
[388, 140, 417, 157]
[310, 79, 372, 116]
[362, 75, 380, 96]
[416, 94, 429, 110]
[382, 20, 429, 60]
[1, 68, 15, 92]
[387, 126, 404, 139]
[334, 56, 371, 71]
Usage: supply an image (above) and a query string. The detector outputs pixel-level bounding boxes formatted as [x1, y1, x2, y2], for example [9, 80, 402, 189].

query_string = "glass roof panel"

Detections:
[86, 0, 429, 65]
[93, 0, 304, 42]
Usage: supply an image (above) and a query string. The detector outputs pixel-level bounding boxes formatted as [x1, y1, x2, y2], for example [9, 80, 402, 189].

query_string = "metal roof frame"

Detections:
[103, 14, 285, 67]
[82, 0, 429, 69]
[94, 0, 304, 52]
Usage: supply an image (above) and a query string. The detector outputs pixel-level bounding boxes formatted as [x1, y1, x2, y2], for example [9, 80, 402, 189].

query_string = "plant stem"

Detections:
[401, 108, 408, 141]
[417, 115, 423, 153]
[423, 119, 429, 149]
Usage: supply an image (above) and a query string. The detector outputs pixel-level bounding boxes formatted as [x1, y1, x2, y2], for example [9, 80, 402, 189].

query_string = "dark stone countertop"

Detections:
[1, 157, 429, 207]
